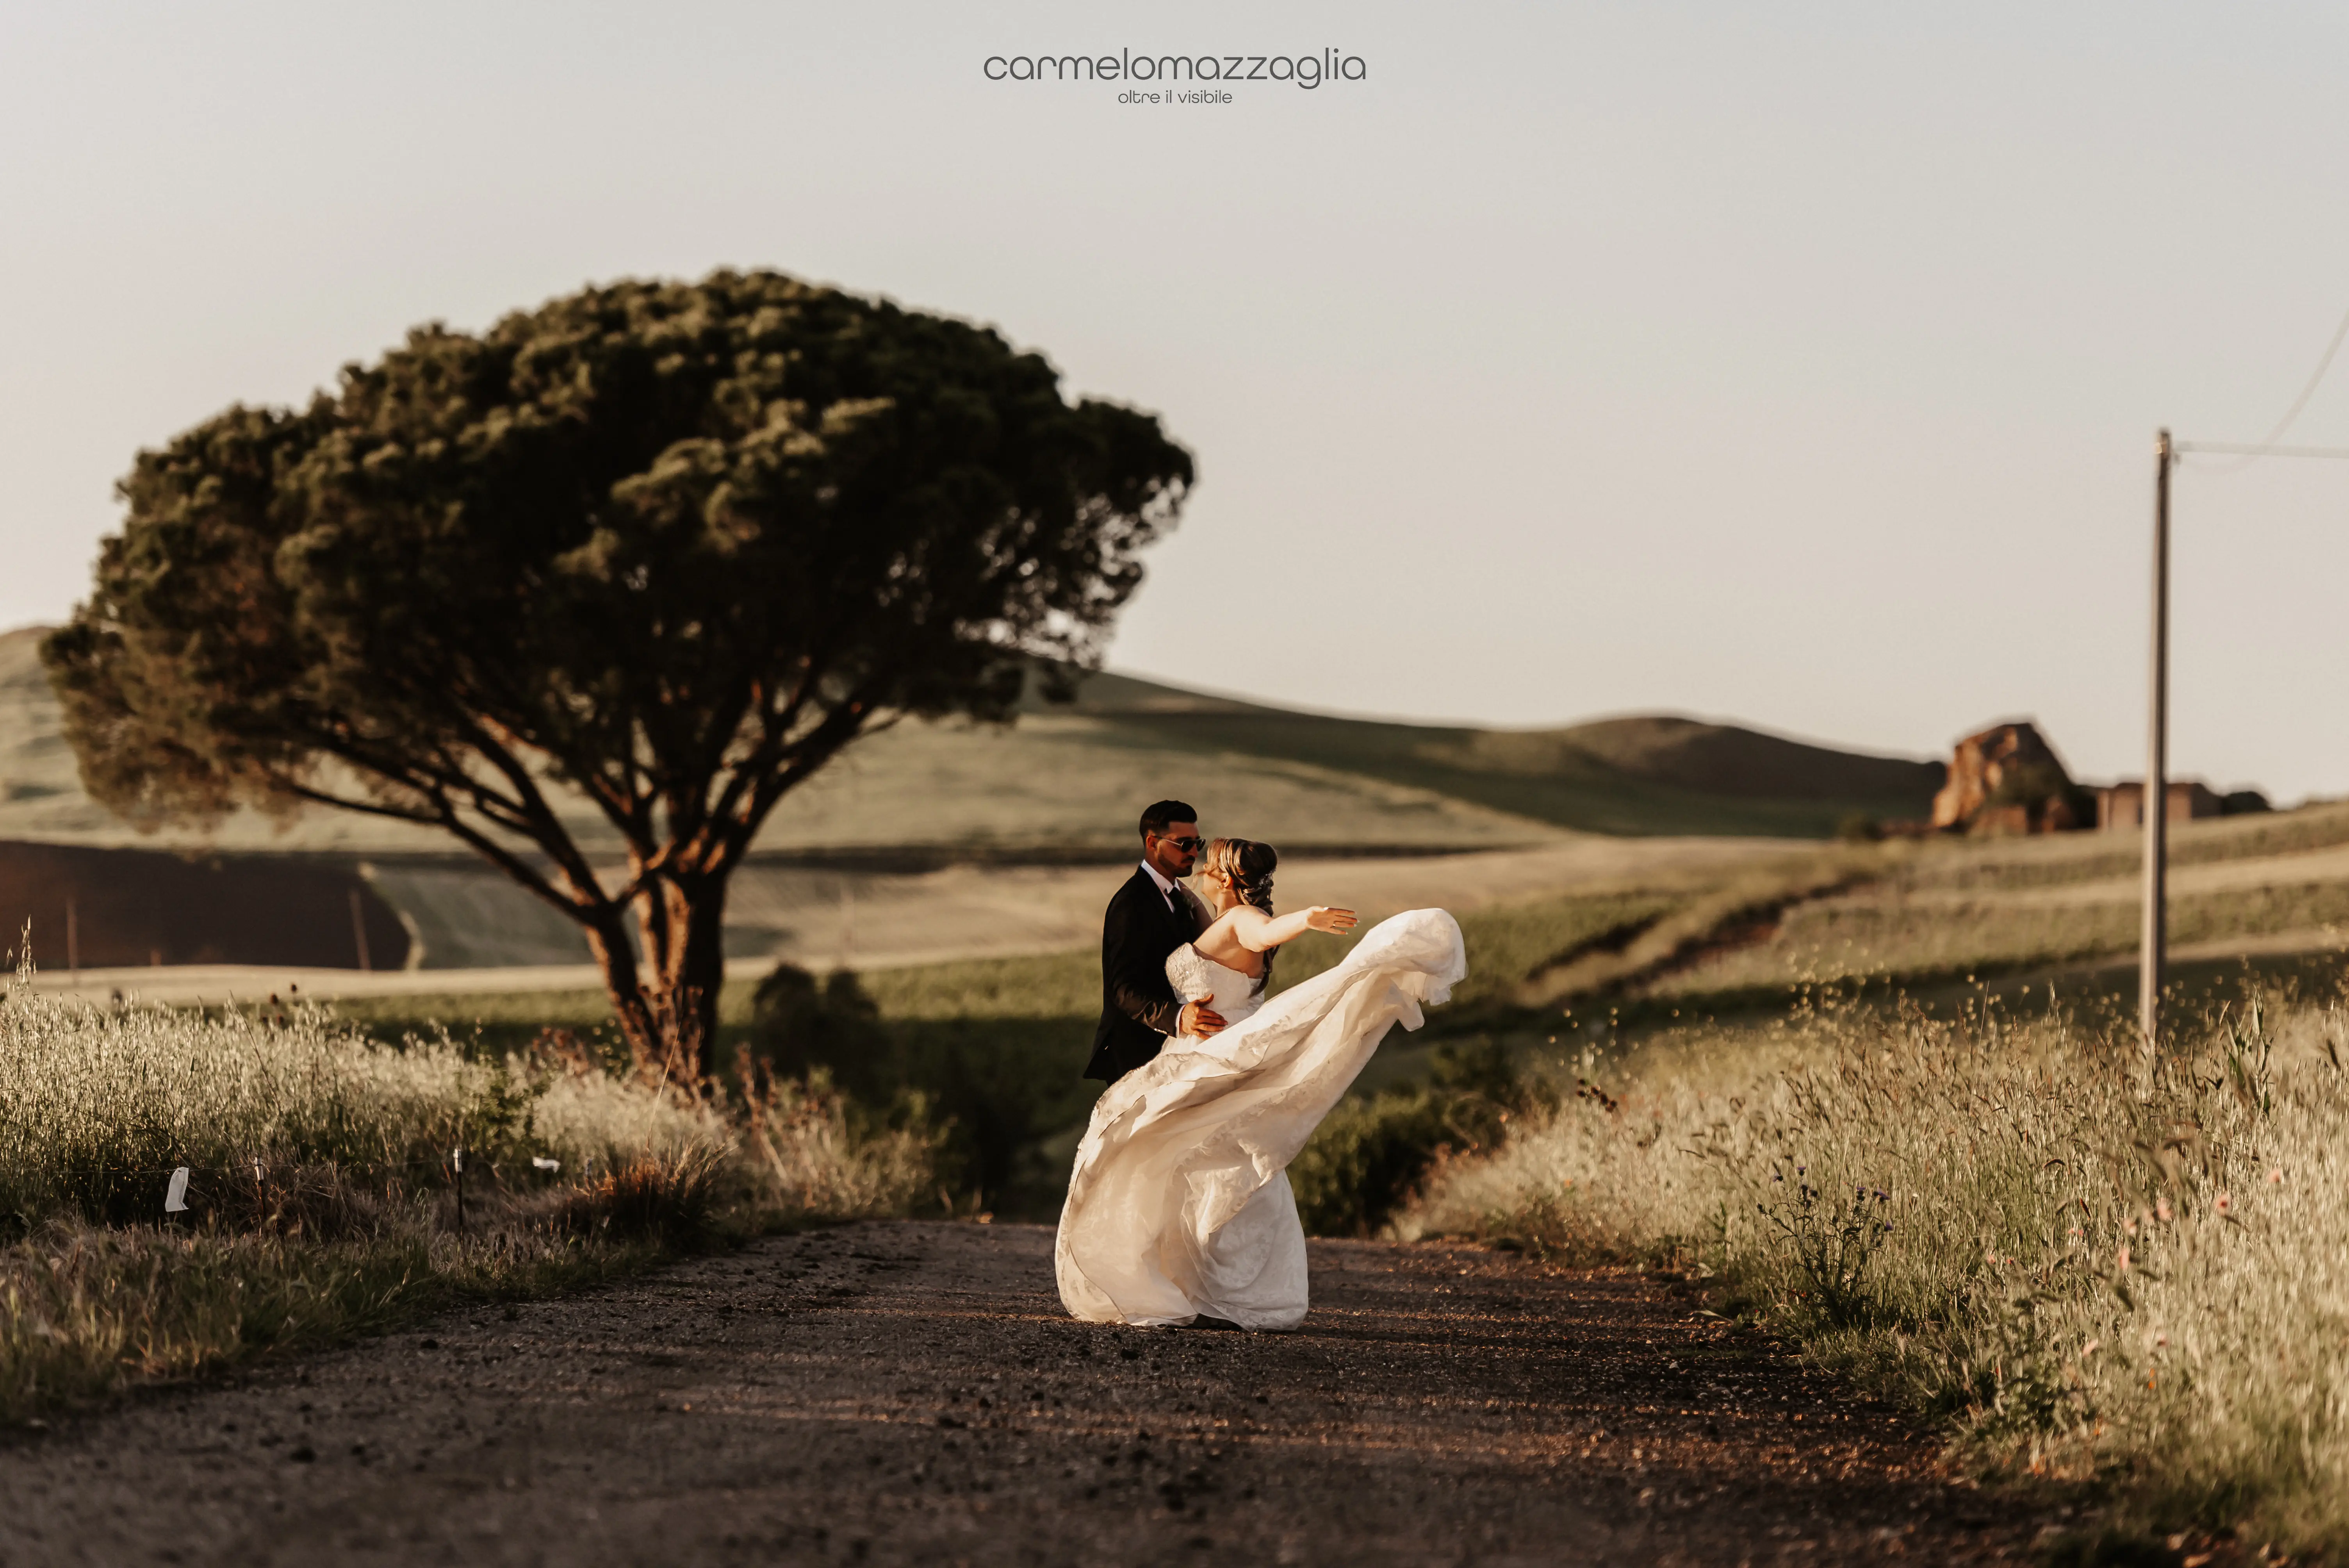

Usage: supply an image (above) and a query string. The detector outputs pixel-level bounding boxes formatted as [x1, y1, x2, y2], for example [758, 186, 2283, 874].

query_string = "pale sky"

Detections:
[4, 2, 2345, 800]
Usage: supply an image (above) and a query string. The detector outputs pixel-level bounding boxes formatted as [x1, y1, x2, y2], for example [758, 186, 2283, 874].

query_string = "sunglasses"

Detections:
[1154, 835, 1205, 853]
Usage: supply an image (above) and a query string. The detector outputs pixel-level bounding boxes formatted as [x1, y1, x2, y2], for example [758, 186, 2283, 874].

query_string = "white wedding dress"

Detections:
[1054, 908, 1466, 1330]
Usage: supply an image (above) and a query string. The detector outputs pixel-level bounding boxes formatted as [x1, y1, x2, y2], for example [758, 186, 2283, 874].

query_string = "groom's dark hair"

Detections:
[1139, 800, 1198, 838]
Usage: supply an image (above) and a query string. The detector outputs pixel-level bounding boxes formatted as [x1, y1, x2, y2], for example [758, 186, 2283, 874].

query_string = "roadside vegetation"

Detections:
[0, 966, 929, 1423]
[1400, 976, 2349, 1556]
[324, 804, 2349, 1235]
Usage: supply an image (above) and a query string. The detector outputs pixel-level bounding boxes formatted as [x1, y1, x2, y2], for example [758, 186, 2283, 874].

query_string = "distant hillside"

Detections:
[0, 624, 1941, 855]
[1044, 670, 1944, 839]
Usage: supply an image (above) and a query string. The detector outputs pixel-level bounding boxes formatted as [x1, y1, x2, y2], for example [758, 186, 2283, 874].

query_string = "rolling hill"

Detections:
[2, 624, 1940, 858]
[1041, 669, 1945, 841]
[2, 620, 1954, 973]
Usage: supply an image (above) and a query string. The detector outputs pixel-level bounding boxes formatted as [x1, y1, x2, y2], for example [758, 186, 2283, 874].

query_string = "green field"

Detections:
[1651, 801, 2349, 1001]
[321, 802, 2349, 1226]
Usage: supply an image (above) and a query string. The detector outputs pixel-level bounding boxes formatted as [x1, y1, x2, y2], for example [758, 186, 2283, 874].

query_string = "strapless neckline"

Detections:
[1179, 944, 1260, 984]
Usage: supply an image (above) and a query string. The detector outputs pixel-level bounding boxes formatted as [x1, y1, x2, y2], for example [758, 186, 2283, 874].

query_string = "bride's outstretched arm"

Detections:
[1231, 903, 1358, 953]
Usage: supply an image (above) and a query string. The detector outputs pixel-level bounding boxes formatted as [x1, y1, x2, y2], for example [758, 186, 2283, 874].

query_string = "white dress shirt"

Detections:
[1139, 859, 1179, 917]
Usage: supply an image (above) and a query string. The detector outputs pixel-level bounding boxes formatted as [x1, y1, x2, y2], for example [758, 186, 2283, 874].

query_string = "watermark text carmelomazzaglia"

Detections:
[983, 48, 1365, 103]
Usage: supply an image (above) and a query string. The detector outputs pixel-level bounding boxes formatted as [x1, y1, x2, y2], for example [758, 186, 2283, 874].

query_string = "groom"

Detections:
[1084, 800, 1227, 1084]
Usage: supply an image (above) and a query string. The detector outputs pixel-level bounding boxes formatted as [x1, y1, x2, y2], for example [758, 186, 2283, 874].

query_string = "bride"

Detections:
[1055, 837, 1466, 1330]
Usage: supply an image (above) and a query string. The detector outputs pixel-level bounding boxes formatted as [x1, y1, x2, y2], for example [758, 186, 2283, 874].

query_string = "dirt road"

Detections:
[0, 1223, 2047, 1566]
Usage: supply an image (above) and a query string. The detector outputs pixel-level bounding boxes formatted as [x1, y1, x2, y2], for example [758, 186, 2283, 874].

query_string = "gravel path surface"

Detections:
[0, 1222, 2048, 1566]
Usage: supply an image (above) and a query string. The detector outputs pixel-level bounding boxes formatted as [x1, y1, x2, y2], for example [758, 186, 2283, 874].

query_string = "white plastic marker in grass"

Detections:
[532, 1156, 561, 1172]
[164, 1167, 190, 1213]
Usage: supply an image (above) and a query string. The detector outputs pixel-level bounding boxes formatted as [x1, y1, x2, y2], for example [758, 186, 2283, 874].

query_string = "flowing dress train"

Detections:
[1054, 907, 1466, 1329]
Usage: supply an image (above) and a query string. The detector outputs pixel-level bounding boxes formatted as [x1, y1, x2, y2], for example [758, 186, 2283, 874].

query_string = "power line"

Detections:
[2175, 438, 2349, 460]
[2200, 300, 2349, 471]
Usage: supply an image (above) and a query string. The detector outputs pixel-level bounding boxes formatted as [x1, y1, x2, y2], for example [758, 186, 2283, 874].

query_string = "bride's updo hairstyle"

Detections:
[1203, 837, 1280, 991]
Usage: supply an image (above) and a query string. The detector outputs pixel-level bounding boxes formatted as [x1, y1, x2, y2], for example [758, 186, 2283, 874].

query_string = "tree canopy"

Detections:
[46, 270, 1192, 1076]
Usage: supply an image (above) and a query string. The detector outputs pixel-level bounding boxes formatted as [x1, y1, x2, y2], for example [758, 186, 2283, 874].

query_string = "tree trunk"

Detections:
[585, 874, 727, 1089]
[659, 874, 728, 1086]
[581, 908, 666, 1080]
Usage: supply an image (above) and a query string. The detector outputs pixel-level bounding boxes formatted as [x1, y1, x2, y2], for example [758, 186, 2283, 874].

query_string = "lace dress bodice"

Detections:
[1164, 943, 1265, 1042]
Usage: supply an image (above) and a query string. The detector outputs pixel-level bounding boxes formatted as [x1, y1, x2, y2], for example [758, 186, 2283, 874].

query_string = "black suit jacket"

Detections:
[1085, 868, 1208, 1084]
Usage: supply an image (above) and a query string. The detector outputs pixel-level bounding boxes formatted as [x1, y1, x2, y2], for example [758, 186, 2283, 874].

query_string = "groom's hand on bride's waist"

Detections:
[1178, 1002, 1227, 1037]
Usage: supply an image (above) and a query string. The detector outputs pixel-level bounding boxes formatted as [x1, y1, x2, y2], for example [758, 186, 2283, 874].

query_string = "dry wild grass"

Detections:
[0, 967, 932, 1422]
[1403, 976, 2349, 1554]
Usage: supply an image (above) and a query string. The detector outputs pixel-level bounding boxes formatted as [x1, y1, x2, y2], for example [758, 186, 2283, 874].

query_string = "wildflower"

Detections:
[2125, 1217, 2138, 1235]
[2117, 1244, 2130, 1273]
[2214, 1194, 2231, 1215]
[2156, 1199, 2173, 1223]
[2155, 1332, 2169, 1348]
[2267, 1169, 2283, 1185]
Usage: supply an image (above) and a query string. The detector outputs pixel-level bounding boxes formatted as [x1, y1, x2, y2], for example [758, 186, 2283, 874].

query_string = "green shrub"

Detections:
[747, 963, 895, 1101]
[1290, 1039, 1555, 1237]
[745, 961, 1092, 1213]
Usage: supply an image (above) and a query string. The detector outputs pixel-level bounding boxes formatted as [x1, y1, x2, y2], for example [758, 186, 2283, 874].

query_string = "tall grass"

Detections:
[0, 969, 931, 1421]
[1403, 977, 2349, 1552]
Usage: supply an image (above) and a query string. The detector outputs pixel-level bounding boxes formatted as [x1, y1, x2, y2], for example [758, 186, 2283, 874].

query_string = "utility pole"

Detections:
[2141, 429, 2173, 1048]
